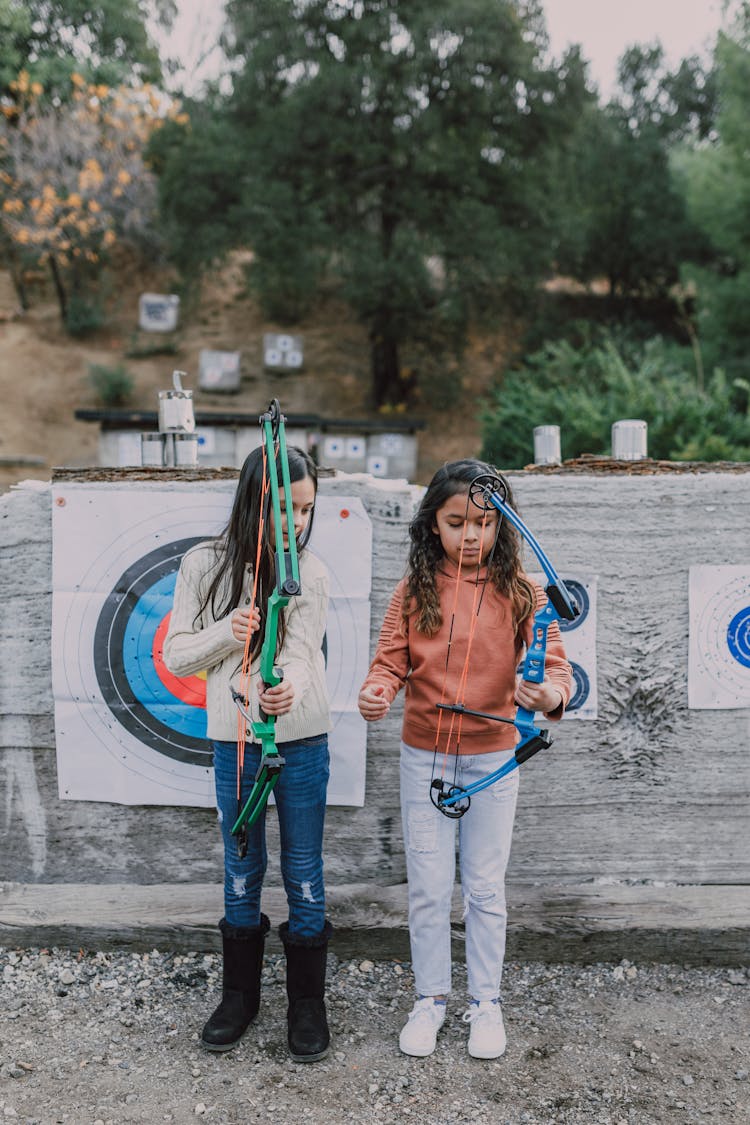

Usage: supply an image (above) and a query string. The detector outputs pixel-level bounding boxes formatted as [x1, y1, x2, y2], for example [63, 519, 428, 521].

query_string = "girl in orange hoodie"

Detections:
[358, 459, 572, 1060]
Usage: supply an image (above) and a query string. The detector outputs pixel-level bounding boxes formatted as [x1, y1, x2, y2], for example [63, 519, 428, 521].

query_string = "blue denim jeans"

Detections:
[400, 740, 519, 1001]
[212, 735, 329, 938]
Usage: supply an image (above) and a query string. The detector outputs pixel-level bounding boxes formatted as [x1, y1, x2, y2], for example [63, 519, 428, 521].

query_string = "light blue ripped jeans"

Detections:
[212, 735, 329, 938]
[400, 740, 519, 1001]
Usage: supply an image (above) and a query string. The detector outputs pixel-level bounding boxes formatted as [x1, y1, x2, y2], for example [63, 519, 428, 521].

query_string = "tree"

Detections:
[0, 0, 31, 93]
[0, 0, 173, 101]
[676, 7, 750, 382]
[0, 71, 188, 328]
[148, 100, 252, 278]
[160, 0, 588, 405]
[555, 45, 716, 297]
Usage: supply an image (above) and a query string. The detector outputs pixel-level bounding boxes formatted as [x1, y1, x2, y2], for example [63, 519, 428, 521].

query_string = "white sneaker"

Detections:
[398, 997, 447, 1057]
[462, 1000, 506, 1059]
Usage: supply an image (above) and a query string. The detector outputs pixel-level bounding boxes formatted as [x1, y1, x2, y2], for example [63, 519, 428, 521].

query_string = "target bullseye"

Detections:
[153, 614, 207, 707]
[727, 606, 750, 668]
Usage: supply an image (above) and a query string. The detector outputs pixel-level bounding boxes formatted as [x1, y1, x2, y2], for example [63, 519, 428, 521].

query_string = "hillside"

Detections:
[0, 254, 514, 493]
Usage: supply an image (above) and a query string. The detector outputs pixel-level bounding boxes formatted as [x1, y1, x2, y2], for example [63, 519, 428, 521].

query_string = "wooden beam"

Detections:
[1, 882, 748, 964]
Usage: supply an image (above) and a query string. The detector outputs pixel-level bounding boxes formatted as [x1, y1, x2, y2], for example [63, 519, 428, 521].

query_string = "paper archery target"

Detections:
[94, 537, 211, 767]
[526, 573, 598, 719]
[52, 485, 371, 808]
[689, 566, 750, 707]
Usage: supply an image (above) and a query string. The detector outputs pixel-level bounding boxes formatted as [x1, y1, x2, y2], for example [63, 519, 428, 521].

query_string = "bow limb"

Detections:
[477, 478, 577, 624]
[231, 400, 301, 836]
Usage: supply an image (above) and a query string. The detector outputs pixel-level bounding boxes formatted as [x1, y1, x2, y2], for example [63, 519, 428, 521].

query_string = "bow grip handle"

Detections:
[522, 616, 549, 684]
[258, 666, 283, 723]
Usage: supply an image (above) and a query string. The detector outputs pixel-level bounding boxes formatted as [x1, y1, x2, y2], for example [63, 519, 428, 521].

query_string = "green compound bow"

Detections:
[230, 400, 301, 851]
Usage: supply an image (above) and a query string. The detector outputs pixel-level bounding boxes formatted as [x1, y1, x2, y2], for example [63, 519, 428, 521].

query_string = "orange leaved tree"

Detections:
[0, 70, 188, 331]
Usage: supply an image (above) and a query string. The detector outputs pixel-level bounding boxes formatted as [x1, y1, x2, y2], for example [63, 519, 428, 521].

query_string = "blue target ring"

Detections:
[727, 606, 750, 668]
[123, 572, 208, 740]
[566, 661, 590, 712]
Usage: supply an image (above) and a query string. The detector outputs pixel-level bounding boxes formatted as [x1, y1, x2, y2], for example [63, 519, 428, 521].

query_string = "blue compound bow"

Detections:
[430, 473, 578, 818]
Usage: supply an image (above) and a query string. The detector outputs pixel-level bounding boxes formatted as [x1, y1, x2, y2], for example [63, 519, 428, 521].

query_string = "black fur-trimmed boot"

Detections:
[280, 920, 332, 1063]
[201, 915, 270, 1052]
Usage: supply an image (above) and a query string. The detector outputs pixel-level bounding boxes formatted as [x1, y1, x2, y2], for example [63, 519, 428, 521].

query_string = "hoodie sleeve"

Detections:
[359, 580, 411, 704]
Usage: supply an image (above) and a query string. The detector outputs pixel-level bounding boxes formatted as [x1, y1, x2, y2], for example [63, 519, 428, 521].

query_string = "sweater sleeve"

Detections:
[524, 580, 574, 721]
[163, 545, 244, 677]
[360, 582, 411, 704]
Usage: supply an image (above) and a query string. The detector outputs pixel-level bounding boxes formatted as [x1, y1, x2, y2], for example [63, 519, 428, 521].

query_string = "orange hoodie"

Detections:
[362, 561, 573, 755]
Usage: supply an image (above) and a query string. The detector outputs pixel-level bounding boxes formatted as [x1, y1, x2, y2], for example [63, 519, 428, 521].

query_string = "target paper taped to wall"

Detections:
[689, 565, 750, 709]
[52, 484, 371, 807]
[529, 573, 598, 720]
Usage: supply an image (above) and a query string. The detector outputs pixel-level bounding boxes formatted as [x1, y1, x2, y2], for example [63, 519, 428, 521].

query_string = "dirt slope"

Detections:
[0, 255, 513, 492]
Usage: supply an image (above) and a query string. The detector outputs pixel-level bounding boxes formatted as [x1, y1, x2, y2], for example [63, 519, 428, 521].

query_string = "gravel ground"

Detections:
[1, 946, 748, 1125]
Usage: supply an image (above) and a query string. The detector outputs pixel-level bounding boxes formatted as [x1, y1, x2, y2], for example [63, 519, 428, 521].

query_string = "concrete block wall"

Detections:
[1, 469, 749, 895]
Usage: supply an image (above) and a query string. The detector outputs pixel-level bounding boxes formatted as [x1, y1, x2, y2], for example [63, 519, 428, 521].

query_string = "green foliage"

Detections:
[0, 0, 31, 92]
[480, 333, 750, 469]
[243, 182, 330, 322]
[147, 110, 249, 278]
[65, 293, 104, 337]
[554, 46, 715, 297]
[679, 264, 750, 382]
[88, 361, 134, 406]
[675, 17, 750, 384]
[0, 0, 169, 99]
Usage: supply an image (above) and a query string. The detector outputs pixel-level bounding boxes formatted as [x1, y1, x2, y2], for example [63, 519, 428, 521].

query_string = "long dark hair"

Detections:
[404, 459, 534, 637]
[199, 445, 318, 659]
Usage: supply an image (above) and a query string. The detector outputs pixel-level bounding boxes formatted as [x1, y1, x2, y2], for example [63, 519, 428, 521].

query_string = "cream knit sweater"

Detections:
[163, 542, 331, 743]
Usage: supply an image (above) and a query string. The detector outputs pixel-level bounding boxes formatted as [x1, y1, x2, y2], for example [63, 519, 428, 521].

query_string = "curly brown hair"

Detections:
[404, 459, 534, 638]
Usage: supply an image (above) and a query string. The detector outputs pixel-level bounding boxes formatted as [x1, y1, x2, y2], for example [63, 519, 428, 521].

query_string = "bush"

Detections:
[65, 293, 104, 337]
[88, 362, 134, 407]
[480, 332, 750, 468]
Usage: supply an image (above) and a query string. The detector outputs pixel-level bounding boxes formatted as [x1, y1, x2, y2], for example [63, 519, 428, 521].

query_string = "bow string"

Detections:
[230, 400, 301, 852]
[430, 473, 578, 818]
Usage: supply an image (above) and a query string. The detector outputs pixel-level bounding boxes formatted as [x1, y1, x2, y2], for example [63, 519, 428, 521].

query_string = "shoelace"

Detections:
[461, 1002, 501, 1025]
